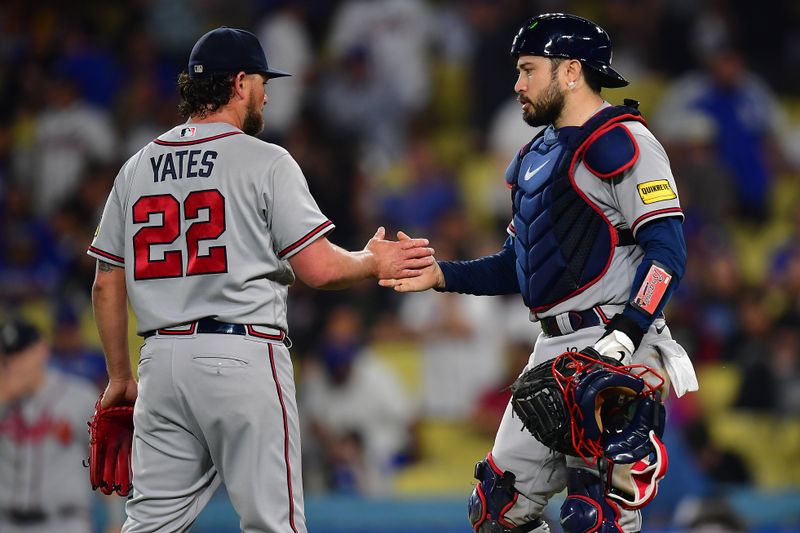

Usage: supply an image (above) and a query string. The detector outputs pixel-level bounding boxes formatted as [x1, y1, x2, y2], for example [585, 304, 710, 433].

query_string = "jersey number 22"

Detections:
[132, 190, 227, 279]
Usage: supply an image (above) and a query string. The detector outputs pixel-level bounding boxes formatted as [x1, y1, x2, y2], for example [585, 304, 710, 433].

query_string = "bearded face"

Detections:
[520, 75, 566, 127]
[241, 88, 265, 136]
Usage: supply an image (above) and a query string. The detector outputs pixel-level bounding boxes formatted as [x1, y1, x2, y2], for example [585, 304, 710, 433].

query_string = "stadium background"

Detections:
[1, 0, 800, 531]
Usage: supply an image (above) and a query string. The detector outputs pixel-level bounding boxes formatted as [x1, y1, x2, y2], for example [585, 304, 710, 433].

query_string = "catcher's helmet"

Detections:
[510, 13, 628, 88]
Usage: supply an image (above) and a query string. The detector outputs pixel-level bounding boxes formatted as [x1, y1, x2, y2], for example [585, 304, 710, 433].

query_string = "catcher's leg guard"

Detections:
[560, 468, 625, 533]
[468, 456, 550, 533]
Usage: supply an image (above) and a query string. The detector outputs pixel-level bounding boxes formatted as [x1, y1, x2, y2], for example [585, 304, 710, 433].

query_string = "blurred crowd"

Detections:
[2, 0, 800, 530]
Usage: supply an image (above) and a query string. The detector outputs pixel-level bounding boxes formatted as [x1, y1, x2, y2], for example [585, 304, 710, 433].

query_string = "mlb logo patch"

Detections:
[193, 64, 204, 74]
[180, 127, 196, 138]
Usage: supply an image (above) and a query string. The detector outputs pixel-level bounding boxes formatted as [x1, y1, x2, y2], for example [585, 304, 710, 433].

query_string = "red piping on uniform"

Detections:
[268, 343, 298, 533]
[88, 246, 124, 264]
[246, 325, 285, 341]
[531, 114, 645, 313]
[631, 208, 683, 233]
[156, 322, 197, 336]
[153, 131, 242, 146]
[594, 306, 610, 324]
[473, 484, 488, 531]
[277, 220, 334, 258]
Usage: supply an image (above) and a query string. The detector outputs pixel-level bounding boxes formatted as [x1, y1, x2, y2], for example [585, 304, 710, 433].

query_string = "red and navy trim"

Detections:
[88, 246, 125, 265]
[631, 208, 683, 234]
[153, 131, 242, 146]
[155, 322, 197, 336]
[529, 114, 645, 313]
[277, 220, 334, 259]
[246, 325, 286, 342]
[267, 344, 299, 533]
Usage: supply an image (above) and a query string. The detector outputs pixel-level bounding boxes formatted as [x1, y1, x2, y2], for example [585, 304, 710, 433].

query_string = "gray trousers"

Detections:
[123, 333, 304, 533]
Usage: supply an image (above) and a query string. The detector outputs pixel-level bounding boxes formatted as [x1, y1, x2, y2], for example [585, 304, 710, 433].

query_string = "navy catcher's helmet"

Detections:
[510, 13, 628, 88]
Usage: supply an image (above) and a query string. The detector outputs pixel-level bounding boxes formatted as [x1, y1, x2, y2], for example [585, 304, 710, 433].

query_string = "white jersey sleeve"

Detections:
[89, 158, 137, 266]
[266, 153, 333, 259]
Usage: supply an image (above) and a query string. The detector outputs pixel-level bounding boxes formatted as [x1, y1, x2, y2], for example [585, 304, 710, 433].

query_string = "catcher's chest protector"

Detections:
[507, 105, 644, 312]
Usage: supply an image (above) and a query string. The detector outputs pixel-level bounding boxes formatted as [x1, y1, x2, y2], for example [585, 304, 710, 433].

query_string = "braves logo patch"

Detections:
[637, 180, 676, 204]
[632, 264, 672, 315]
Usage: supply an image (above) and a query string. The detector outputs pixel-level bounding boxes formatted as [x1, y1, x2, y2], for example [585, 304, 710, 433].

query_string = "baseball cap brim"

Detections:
[260, 67, 292, 79]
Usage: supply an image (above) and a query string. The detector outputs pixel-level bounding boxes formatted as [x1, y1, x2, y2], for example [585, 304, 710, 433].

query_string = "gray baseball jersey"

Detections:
[88, 122, 334, 533]
[507, 104, 683, 320]
[88, 122, 333, 334]
[0, 369, 98, 533]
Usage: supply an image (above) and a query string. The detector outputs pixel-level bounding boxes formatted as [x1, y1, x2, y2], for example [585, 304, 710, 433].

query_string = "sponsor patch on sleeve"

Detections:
[632, 263, 673, 315]
[637, 180, 676, 204]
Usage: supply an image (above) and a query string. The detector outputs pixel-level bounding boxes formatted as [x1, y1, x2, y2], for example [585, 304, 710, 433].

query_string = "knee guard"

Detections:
[467, 455, 549, 533]
[560, 468, 623, 533]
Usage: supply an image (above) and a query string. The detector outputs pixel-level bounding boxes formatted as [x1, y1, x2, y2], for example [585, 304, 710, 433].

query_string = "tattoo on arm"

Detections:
[97, 260, 121, 273]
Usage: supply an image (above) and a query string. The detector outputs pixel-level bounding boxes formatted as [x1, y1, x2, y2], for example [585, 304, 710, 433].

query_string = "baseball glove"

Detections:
[87, 395, 134, 496]
[510, 348, 663, 464]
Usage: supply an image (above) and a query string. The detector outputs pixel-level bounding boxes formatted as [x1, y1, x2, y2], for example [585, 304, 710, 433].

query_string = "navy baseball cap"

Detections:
[0, 319, 41, 357]
[188, 27, 291, 79]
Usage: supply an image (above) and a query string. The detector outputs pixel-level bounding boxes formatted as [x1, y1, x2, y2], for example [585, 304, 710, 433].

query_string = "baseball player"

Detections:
[0, 318, 124, 533]
[381, 13, 696, 533]
[87, 27, 434, 533]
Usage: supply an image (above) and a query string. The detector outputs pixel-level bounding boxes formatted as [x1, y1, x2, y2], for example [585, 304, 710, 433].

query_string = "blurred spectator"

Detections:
[736, 313, 800, 415]
[301, 305, 417, 495]
[378, 140, 461, 236]
[319, 43, 405, 171]
[0, 183, 63, 305]
[654, 41, 791, 221]
[683, 418, 752, 486]
[463, 0, 521, 137]
[396, 211, 521, 420]
[327, 0, 434, 115]
[470, 339, 531, 437]
[21, 74, 116, 215]
[55, 23, 121, 108]
[48, 304, 106, 389]
[0, 318, 123, 533]
[673, 495, 747, 533]
[256, 2, 313, 139]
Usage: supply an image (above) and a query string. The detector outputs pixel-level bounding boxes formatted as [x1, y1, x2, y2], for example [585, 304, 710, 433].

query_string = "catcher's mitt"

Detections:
[87, 395, 134, 496]
[510, 348, 664, 464]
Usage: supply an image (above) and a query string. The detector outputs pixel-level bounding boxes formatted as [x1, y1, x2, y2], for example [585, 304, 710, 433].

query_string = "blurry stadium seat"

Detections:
[393, 420, 493, 496]
[695, 363, 742, 415]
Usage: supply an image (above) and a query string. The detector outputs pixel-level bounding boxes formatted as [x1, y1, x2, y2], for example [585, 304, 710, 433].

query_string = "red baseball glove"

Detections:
[87, 395, 134, 496]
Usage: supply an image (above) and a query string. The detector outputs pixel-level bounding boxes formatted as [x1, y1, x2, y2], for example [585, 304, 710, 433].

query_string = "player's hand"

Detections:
[378, 230, 445, 292]
[592, 329, 635, 366]
[100, 377, 138, 409]
[366, 227, 435, 280]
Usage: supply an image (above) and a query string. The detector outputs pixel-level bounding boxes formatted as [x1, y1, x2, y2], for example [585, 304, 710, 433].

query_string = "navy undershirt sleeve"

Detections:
[437, 236, 520, 295]
[621, 216, 686, 331]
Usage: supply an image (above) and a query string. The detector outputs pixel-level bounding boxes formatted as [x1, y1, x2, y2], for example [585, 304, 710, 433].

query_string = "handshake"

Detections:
[367, 228, 444, 293]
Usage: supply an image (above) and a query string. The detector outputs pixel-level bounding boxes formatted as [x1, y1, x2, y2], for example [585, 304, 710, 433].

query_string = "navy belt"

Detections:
[3, 506, 81, 525]
[143, 318, 286, 343]
[539, 307, 605, 337]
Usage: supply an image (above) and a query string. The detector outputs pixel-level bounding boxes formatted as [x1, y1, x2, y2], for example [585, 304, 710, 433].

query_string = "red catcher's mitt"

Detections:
[87, 395, 134, 496]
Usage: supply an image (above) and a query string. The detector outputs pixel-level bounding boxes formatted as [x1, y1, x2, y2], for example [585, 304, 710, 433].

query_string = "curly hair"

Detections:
[177, 72, 236, 119]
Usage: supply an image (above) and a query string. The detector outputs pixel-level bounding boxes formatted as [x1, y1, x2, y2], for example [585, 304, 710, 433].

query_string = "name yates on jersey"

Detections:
[151, 150, 218, 182]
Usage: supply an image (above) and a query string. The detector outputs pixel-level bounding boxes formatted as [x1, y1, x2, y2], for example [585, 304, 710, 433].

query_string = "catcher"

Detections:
[380, 13, 698, 533]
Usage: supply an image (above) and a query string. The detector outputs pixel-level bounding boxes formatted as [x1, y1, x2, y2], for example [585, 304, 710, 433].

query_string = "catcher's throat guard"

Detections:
[511, 349, 668, 509]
